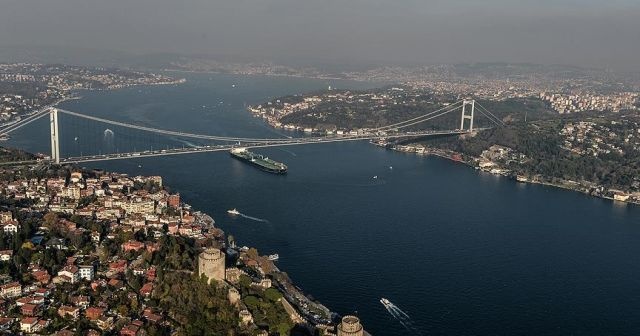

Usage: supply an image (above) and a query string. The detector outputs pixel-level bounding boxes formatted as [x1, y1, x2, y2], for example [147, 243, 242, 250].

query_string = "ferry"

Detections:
[267, 254, 279, 261]
[227, 208, 240, 215]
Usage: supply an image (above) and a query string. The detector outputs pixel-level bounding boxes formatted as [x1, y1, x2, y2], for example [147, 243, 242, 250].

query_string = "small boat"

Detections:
[373, 176, 378, 179]
[267, 254, 279, 261]
[227, 208, 240, 215]
[380, 298, 391, 308]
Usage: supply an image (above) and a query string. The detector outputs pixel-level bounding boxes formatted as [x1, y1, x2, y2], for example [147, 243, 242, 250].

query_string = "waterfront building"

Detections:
[337, 316, 364, 336]
[198, 248, 225, 284]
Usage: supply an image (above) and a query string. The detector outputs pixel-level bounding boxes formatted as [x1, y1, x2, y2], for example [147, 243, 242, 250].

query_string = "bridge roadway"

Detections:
[58, 129, 482, 164]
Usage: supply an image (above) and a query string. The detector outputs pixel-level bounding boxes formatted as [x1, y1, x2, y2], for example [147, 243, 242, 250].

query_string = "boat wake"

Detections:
[278, 148, 297, 157]
[238, 213, 269, 223]
[381, 299, 424, 335]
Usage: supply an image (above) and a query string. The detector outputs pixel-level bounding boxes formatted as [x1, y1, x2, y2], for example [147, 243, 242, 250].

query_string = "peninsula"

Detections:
[0, 150, 362, 335]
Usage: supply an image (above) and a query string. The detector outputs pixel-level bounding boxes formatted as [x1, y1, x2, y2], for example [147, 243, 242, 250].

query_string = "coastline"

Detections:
[162, 68, 380, 83]
[246, 97, 640, 208]
[386, 144, 640, 206]
[0, 70, 341, 332]
[54, 75, 340, 331]
[0, 95, 80, 129]
[182, 200, 335, 329]
[0, 78, 186, 130]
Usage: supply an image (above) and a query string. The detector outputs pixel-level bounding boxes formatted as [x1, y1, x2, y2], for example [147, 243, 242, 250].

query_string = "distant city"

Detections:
[0, 63, 183, 127]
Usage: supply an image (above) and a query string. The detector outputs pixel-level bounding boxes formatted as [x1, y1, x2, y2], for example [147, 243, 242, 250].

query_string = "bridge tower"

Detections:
[460, 100, 475, 132]
[49, 108, 60, 164]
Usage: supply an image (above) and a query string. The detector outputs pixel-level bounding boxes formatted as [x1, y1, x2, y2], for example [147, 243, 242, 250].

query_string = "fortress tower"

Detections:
[337, 316, 364, 336]
[198, 248, 225, 284]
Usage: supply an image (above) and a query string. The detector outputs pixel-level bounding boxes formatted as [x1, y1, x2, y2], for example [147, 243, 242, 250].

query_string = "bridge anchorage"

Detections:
[0, 99, 503, 165]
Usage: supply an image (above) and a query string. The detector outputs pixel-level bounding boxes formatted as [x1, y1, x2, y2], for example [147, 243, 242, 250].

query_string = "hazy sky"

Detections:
[1, 0, 639, 70]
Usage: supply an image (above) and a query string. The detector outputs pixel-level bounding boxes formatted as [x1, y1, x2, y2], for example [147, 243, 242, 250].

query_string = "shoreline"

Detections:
[0, 78, 186, 130]
[182, 199, 336, 330]
[161, 68, 386, 84]
[0, 73, 339, 332]
[386, 144, 640, 206]
[49, 76, 338, 331]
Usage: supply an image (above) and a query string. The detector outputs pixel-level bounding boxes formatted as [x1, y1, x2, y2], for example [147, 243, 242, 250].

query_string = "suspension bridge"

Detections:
[0, 99, 504, 165]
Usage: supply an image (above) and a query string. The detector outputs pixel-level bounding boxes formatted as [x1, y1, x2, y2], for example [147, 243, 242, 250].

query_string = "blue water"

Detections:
[8, 73, 640, 335]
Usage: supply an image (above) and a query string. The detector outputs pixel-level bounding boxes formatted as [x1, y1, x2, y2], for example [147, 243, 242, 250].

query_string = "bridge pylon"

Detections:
[50, 108, 60, 164]
[460, 99, 475, 132]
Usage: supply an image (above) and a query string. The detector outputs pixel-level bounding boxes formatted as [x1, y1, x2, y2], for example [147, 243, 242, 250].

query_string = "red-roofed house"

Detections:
[0, 282, 21, 298]
[146, 267, 156, 282]
[0, 317, 14, 331]
[139, 283, 153, 297]
[58, 305, 80, 319]
[109, 260, 127, 274]
[108, 279, 124, 289]
[21, 303, 41, 316]
[85, 307, 106, 321]
[120, 320, 144, 336]
[20, 317, 39, 333]
[57, 265, 79, 284]
[32, 270, 51, 285]
[122, 240, 145, 252]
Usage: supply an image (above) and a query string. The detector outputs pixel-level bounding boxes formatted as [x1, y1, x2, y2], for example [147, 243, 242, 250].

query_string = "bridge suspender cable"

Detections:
[0, 99, 505, 165]
[0, 109, 50, 135]
[474, 101, 506, 127]
[56, 109, 298, 143]
[371, 100, 464, 132]
[375, 103, 468, 131]
[58, 103, 468, 143]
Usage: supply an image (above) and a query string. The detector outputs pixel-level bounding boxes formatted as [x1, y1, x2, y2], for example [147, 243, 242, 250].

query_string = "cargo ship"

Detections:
[230, 148, 287, 174]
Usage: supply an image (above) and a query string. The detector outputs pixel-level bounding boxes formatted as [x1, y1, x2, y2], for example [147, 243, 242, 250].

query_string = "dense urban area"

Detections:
[0, 155, 367, 335]
[249, 63, 640, 204]
[0, 63, 369, 335]
[1, 59, 640, 335]
[0, 63, 183, 129]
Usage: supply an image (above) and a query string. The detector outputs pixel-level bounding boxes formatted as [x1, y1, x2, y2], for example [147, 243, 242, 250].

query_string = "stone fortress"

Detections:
[337, 315, 364, 336]
[198, 247, 226, 283]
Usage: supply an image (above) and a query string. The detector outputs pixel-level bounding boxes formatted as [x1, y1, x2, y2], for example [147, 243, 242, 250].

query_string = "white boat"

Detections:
[267, 254, 279, 261]
[380, 298, 391, 307]
[227, 208, 240, 215]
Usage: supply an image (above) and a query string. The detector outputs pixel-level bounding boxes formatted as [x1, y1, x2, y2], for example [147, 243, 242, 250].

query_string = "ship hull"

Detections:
[230, 151, 287, 174]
